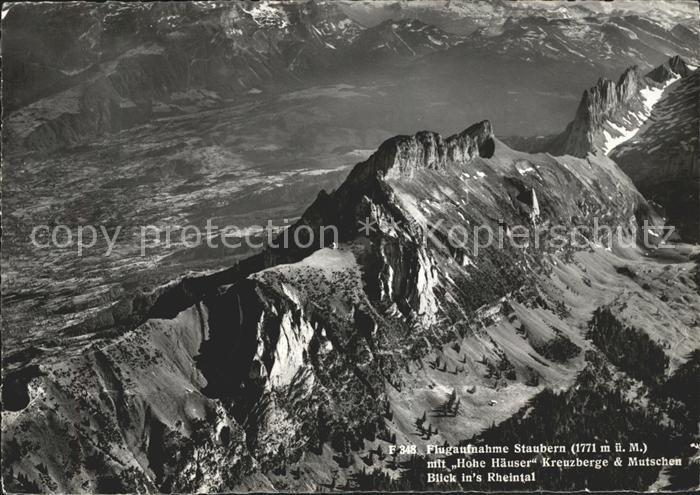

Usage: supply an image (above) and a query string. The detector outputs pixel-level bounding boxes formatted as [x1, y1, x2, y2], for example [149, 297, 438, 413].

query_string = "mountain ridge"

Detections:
[2, 3, 458, 155]
[609, 70, 699, 242]
[505, 56, 694, 155]
[8, 120, 698, 493]
[541, 56, 691, 158]
[504, 55, 698, 241]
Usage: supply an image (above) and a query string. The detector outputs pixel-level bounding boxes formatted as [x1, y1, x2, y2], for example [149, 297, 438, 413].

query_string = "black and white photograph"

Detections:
[1, 0, 699, 493]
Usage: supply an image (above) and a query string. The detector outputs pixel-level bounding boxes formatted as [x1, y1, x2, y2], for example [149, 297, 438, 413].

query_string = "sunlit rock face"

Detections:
[366, 121, 495, 180]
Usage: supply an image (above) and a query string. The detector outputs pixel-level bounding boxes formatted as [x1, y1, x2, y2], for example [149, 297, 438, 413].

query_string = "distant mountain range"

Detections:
[346, 18, 459, 62]
[466, 14, 697, 70]
[338, 0, 699, 35]
[3, 1, 698, 155]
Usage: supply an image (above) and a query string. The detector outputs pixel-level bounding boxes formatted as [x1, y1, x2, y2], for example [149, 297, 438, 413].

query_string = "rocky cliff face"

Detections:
[504, 56, 698, 241]
[512, 56, 694, 158]
[7, 120, 698, 492]
[609, 70, 699, 242]
[646, 55, 693, 83]
[548, 66, 655, 156]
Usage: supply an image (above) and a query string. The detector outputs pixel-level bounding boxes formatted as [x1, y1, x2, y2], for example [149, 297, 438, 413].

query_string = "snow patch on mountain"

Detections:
[515, 161, 536, 175]
[640, 74, 680, 112]
[602, 72, 681, 154]
[242, 2, 289, 29]
[602, 121, 639, 154]
[428, 34, 444, 46]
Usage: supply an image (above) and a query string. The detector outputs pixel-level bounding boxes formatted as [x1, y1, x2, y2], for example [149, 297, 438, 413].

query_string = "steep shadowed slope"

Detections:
[609, 70, 699, 242]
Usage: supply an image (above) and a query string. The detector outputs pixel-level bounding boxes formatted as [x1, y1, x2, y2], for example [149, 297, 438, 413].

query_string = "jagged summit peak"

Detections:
[532, 56, 693, 158]
[647, 55, 691, 83]
[294, 120, 495, 243]
[575, 66, 643, 125]
[617, 65, 643, 96]
[668, 55, 692, 77]
[366, 120, 495, 178]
